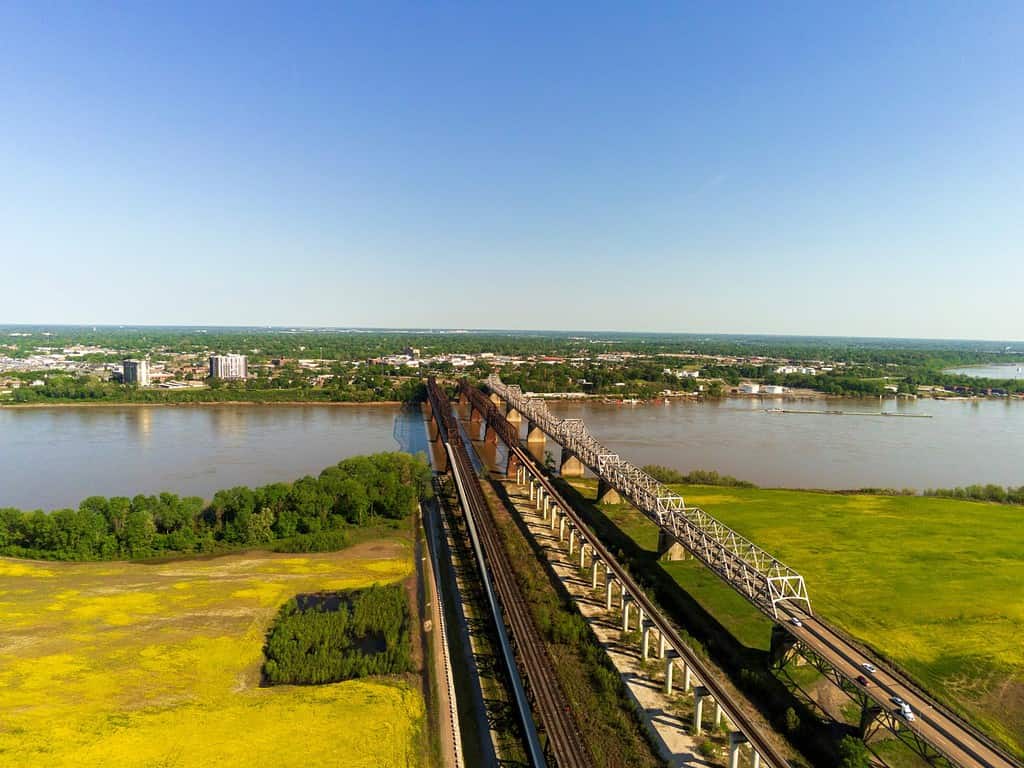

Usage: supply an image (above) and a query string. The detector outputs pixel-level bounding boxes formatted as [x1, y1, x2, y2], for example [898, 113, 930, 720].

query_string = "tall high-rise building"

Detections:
[209, 354, 248, 380]
[122, 359, 150, 386]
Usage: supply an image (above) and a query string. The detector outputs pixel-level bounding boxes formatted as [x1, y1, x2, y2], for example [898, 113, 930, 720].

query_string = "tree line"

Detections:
[0, 452, 432, 560]
[262, 585, 412, 685]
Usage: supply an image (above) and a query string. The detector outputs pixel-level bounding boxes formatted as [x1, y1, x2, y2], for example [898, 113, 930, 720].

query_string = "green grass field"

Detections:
[570, 479, 1024, 757]
[0, 541, 424, 768]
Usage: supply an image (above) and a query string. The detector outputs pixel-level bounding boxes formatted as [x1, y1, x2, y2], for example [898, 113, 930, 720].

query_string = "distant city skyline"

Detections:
[2, 3, 1022, 339]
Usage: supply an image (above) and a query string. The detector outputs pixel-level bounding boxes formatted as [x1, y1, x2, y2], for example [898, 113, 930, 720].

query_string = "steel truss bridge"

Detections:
[486, 374, 811, 619]
[476, 375, 1022, 768]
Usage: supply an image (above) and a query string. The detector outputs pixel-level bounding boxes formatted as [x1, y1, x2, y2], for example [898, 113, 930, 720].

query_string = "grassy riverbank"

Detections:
[0, 540, 426, 767]
[569, 479, 1024, 757]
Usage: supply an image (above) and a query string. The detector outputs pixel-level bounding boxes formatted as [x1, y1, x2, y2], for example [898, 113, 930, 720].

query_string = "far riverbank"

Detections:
[0, 399, 403, 409]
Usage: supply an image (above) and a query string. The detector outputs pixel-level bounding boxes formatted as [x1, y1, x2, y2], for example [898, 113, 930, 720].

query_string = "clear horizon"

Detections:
[2, 321, 1023, 346]
[2, 3, 1022, 338]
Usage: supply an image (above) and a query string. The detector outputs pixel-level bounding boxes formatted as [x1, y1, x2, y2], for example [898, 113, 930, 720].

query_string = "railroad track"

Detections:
[428, 378, 593, 768]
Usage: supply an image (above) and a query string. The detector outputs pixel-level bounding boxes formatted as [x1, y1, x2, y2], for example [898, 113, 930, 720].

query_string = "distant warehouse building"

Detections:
[122, 359, 150, 387]
[209, 354, 248, 380]
[739, 382, 760, 394]
[761, 385, 785, 395]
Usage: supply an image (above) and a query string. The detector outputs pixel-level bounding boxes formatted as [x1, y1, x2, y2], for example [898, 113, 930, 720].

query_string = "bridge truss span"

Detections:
[486, 374, 812, 619]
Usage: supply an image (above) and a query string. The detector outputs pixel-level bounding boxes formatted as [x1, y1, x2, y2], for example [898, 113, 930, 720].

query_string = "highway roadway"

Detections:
[778, 607, 1019, 768]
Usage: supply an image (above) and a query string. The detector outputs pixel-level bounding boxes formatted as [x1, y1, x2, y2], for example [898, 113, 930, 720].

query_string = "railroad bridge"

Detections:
[447, 374, 1020, 768]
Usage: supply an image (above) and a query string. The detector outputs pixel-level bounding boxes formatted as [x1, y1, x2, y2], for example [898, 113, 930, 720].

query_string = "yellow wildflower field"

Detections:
[0, 541, 424, 768]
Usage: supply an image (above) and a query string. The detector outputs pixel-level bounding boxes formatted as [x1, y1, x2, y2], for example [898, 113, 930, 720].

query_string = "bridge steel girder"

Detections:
[484, 374, 812, 620]
[785, 640, 959, 768]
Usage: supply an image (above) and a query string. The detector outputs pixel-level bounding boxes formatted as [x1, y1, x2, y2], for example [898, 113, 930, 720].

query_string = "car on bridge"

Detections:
[856, 675, 871, 686]
[899, 703, 916, 722]
[891, 695, 905, 707]
[861, 662, 877, 674]
[788, 616, 803, 627]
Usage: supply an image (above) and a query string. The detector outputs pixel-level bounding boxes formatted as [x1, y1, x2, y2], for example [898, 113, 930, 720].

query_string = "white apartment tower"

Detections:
[122, 359, 150, 386]
[209, 354, 248, 380]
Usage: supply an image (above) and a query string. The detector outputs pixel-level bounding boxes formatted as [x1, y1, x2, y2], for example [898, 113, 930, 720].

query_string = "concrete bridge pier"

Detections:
[683, 663, 692, 692]
[659, 633, 667, 659]
[591, 558, 601, 588]
[483, 422, 498, 444]
[506, 407, 522, 426]
[664, 650, 679, 694]
[559, 516, 567, 542]
[559, 447, 585, 478]
[579, 542, 588, 569]
[543, 495, 550, 516]
[642, 621, 652, 661]
[606, 577, 616, 610]
[752, 750, 761, 768]
[714, 700, 724, 727]
[526, 420, 546, 446]
[728, 732, 749, 768]
[529, 480, 536, 501]
[657, 528, 687, 561]
[550, 507, 559, 532]
[568, 527, 576, 555]
[692, 687, 709, 734]
[596, 478, 622, 505]
[489, 392, 503, 408]
[622, 596, 633, 632]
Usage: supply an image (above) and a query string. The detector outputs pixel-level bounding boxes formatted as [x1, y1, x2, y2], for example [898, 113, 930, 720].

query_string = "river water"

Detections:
[2, 396, 1022, 509]
[542, 396, 1023, 490]
[0, 405, 420, 510]
[945, 363, 1024, 379]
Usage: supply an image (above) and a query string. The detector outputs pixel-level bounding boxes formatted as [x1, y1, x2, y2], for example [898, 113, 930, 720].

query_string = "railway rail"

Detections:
[427, 378, 594, 768]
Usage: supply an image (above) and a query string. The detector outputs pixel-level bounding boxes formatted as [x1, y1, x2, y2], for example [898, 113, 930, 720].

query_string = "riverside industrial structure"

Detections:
[422, 375, 1022, 768]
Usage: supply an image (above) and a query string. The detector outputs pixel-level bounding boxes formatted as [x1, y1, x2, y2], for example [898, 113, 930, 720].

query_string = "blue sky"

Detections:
[1, 2, 1021, 338]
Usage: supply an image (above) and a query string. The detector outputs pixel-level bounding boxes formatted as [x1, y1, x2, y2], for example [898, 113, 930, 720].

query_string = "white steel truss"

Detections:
[488, 374, 812, 618]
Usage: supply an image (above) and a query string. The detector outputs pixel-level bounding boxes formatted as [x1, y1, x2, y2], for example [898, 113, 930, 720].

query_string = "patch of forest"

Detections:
[0, 452, 432, 560]
[263, 585, 413, 685]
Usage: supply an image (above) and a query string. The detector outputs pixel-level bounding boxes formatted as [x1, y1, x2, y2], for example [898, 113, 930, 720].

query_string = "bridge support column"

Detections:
[858, 703, 883, 738]
[622, 597, 632, 632]
[693, 687, 709, 734]
[529, 480, 536, 501]
[642, 622, 652, 661]
[559, 448, 585, 478]
[526, 421, 545, 446]
[579, 542, 588, 569]
[728, 732, 748, 768]
[714, 700, 724, 727]
[664, 651, 678, 694]
[597, 478, 622, 505]
[483, 423, 498, 444]
[550, 508, 559, 532]
[606, 578, 615, 610]
[657, 528, 687, 561]
[591, 558, 600, 588]
[543, 496, 550, 516]
[568, 528, 576, 556]
[659, 633, 667, 659]
[489, 392, 503, 408]
[769, 624, 798, 667]
[752, 751, 761, 768]
[506, 407, 522, 426]
[683, 663, 692, 692]
[559, 516, 567, 542]
[536, 488, 544, 511]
